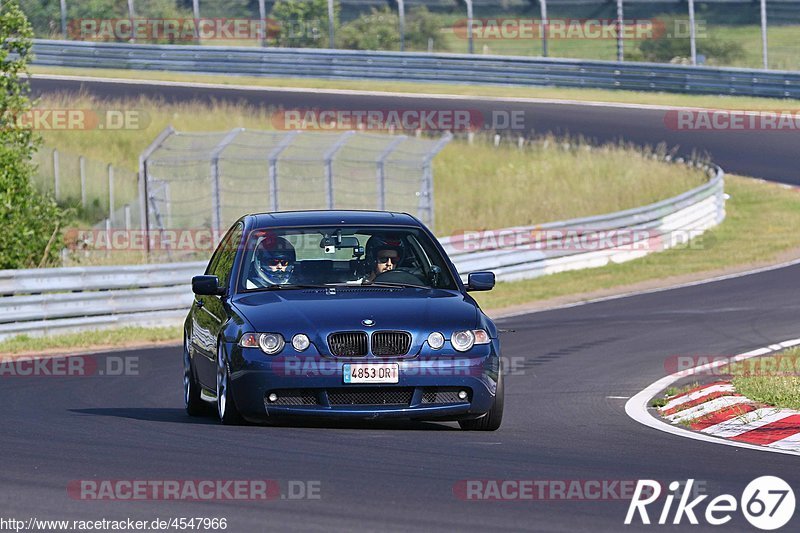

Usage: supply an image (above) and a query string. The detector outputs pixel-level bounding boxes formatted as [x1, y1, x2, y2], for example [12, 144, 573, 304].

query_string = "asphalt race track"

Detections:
[8, 78, 798, 531]
[4, 263, 800, 531]
[29, 76, 800, 186]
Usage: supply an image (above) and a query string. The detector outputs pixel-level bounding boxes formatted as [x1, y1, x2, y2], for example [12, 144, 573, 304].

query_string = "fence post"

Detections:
[268, 131, 300, 212]
[258, 0, 267, 47]
[124, 204, 131, 231]
[760, 0, 769, 69]
[209, 128, 244, 235]
[324, 131, 355, 210]
[327, 0, 335, 48]
[539, 0, 548, 57]
[688, 0, 697, 65]
[138, 125, 176, 255]
[79, 156, 86, 208]
[59, 0, 67, 37]
[107, 164, 114, 223]
[127, 0, 137, 43]
[53, 149, 60, 201]
[192, 0, 201, 43]
[376, 136, 407, 211]
[420, 132, 453, 230]
[465, 0, 474, 54]
[616, 0, 624, 62]
[398, 0, 405, 52]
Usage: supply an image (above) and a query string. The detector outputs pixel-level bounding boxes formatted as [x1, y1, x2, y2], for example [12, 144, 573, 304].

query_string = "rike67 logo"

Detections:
[625, 477, 795, 530]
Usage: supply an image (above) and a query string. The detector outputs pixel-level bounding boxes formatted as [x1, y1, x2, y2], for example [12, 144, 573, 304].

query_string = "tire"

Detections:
[459, 370, 504, 431]
[183, 335, 206, 416]
[216, 343, 245, 425]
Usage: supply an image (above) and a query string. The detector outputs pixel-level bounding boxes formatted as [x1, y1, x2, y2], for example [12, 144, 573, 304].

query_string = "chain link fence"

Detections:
[142, 128, 451, 235]
[19, 0, 800, 70]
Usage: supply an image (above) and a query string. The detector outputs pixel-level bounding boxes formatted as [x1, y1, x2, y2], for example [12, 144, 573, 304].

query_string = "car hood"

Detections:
[232, 287, 479, 355]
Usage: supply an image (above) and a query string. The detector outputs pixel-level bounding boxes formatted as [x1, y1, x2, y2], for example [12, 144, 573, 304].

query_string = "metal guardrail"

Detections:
[0, 164, 724, 341]
[31, 40, 800, 99]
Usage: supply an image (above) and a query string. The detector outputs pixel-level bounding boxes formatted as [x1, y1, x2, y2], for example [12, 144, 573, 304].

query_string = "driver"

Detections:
[248, 236, 297, 288]
[363, 235, 405, 283]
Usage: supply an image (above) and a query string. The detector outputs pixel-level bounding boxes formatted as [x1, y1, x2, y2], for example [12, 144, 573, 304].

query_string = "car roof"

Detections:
[248, 210, 422, 229]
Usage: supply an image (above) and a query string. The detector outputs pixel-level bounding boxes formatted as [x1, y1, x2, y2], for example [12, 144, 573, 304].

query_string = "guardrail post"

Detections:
[268, 131, 300, 212]
[327, 0, 335, 48]
[324, 131, 355, 209]
[107, 164, 114, 223]
[53, 149, 60, 201]
[616, 0, 624, 62]
[465, 0, 474, 54]
[79, 156, 86, 208]
[539, 0, 548, 57]
[59, 0, 67, 38]
[398, 0, 406, 52]
[760, 0, 769, 69]
[688, 0, 697, 65]
[376, 136, 407, 211]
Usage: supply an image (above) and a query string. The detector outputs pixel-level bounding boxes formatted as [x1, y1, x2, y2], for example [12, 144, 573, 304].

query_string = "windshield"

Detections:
[238, 225, 458, 291]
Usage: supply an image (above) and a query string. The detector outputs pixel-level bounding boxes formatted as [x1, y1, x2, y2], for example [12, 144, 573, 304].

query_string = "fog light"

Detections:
[268, 393, 278, 402]
[458, 390, 468, 400]
[427, 332, 445, 350]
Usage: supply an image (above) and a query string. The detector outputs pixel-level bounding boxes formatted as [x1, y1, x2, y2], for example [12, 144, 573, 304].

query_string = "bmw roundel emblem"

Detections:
[362, 319, 375, 327]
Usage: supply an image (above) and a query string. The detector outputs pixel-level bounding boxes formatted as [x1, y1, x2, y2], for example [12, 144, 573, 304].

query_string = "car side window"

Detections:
[206, 223, 243, 289]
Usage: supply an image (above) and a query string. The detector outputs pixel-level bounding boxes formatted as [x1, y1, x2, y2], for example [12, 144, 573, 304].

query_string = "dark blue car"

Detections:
[184, 211, 503, 430]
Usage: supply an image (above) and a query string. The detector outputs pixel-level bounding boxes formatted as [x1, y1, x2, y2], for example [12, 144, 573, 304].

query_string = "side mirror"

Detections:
[467, 271, 495, 292]
[192, 275, 224, 296]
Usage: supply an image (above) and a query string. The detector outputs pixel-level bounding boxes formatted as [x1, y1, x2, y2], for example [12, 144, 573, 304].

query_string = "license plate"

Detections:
[343, 363, 399, 384]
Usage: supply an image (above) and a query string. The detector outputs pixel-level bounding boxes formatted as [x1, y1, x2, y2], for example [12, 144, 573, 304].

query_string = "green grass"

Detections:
[471, 175, 800, 310]
[729, 348, 800, 411]
[0, 326, 182, 356]
[29, 65, 797, 112]
[651, 383, 699, 408]
[33, 93, 707, 239]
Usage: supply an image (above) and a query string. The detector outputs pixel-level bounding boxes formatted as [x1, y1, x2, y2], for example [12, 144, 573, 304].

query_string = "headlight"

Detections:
[451, 329, 491, 352]
[427, 332, 445, 350]
[258, 333, 285, 355]
[292, 333, 310, 352]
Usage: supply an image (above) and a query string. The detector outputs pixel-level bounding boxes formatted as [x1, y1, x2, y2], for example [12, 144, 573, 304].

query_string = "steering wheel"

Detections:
[372, 269, 426, 286]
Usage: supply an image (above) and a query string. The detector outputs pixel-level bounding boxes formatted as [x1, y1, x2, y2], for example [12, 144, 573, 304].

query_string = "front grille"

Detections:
[328, 331, 368, 357]
[421, 387, 471, 404]
[328, 388, 414, 406]
[371, 331, 412, 356]
[267, 390, 317, 406]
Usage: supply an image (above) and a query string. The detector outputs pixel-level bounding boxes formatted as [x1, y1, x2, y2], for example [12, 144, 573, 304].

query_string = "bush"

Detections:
[638, 16, 745, 65]
[338, 6, 399, 51]
[0, 1, 69, 268]
[270, 0, 336, 48]
[405, 6, 447, 52]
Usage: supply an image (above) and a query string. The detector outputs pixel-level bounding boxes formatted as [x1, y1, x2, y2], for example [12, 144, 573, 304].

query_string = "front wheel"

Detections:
[459, 370, 504, 431]
[184, 335, 206, 416]
[216, 344, 244, 425]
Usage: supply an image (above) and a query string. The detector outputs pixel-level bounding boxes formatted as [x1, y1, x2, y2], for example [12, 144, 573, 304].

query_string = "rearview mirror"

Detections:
[192, 275, 224, 296]
[467, 271, 495, 292]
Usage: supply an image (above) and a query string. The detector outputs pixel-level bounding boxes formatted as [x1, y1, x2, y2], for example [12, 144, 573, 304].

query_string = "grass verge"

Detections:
[471, 175, 800, 310]
[0, 326, 182, 357]
[729, 348, 800, 411]
[29, 65, 796, 112]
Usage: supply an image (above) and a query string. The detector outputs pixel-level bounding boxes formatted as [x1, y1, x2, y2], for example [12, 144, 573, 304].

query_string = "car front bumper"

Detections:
[227, 342, 501, 422]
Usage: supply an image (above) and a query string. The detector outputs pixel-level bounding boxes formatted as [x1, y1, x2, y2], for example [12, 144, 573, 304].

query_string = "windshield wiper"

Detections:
[254, 284, 329, 291]
[366, 282, 428, 289]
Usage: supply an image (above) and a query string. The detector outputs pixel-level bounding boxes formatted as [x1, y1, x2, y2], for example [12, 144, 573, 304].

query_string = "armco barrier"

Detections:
[30, 40, 800, 99]
[0, 164, 724, 340]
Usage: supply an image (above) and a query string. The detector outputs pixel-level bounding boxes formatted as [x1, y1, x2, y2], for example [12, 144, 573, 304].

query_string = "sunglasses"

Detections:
[377, 255, 398, 264]
[268, 259, 290, 267]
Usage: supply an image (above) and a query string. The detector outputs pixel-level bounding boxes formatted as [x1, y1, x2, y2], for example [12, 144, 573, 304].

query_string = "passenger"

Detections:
[248, 236, 296, 288]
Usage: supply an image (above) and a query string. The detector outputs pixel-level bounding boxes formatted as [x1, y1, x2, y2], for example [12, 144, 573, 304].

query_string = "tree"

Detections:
[0, 0, 67, 268]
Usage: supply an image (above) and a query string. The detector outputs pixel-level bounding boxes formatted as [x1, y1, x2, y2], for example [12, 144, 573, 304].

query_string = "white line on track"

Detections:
[626, 337, 800, 457]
